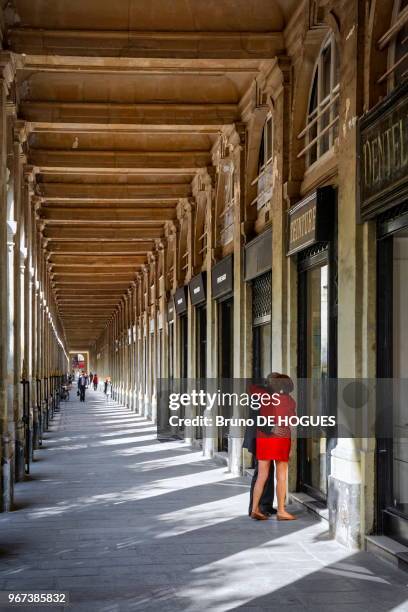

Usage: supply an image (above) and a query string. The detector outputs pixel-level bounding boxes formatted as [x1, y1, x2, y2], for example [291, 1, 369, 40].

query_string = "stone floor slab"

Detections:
[0, 390, 407, 611]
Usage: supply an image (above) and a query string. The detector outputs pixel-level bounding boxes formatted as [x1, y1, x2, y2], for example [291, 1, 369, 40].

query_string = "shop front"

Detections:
[359, 80, 408, 544]
[244, 228, 272, 380]
[211, 255, 233, 453]
[287, 187, 337, 502]
[189, 273, 207, 441]
[174, 286, 188, 437]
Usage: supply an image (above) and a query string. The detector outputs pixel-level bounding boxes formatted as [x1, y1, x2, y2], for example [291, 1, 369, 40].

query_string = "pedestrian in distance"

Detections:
[93, 373, 98, 391]
[78, 372, 87, 403]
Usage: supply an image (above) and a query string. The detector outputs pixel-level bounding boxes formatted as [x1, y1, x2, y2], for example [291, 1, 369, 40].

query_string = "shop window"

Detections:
[251, 115, 274, 213]
[378, 0, 408, 90]
[299, 33, 339, 167]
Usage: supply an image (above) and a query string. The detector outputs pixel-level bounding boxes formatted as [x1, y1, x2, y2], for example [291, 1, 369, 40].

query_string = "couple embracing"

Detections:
[244, 372, 297, 521]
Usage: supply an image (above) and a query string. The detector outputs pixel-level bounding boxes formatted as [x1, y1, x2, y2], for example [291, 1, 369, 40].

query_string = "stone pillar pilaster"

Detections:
[0, 53, 17, 510]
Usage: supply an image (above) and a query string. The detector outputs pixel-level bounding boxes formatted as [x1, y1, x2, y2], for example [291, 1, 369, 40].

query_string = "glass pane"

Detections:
[393, 235, 408, 513]
[395, 23, 408, 82]
[306, 265, 329, 496]
[308, 73, 318, 165]
[266, 117, 273, 161]
[321, 43, 332, 100]
[259, 324, 272, 378]
[258, 131, 265, 171]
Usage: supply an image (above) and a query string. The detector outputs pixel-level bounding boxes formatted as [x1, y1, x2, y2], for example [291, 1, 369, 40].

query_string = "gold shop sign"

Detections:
[359, 81, 408, 220]
[287, 187, 333, 256]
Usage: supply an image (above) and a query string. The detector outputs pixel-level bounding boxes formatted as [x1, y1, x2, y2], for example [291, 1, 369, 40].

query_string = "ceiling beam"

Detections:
[50, 253, 146, 262]
[47, 241, 154, 254]
[21, 101, 239, 126]
[37, 183, 192, 199]
[29, 149, 211, 169]
[43, 226, 164, 239]
[39, 207, 176, 221]
[30, 122, 220, 135]
[10, 33, 283, 60]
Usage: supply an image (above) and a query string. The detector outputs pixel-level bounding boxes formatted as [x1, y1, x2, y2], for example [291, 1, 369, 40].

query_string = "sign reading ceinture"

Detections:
[359, 80, 408, 220]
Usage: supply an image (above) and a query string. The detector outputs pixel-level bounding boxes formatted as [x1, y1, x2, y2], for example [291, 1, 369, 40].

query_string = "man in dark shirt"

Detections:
[78, 373, 87, 402]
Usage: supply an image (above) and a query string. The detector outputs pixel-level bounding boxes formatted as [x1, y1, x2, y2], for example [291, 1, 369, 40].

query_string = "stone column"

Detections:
[203, 171, 217, 459]
[123, 294, 129, 407]
[230, 123, 249, 475]
[24, 171, 35, 458]
[0, 53, 17, 510]
[30, 196, 39, 449]
[135, 274, 143, 415]
[142, 266, 150, 418]
[150, 252, 159, 424]
[13, 123, 27, 481]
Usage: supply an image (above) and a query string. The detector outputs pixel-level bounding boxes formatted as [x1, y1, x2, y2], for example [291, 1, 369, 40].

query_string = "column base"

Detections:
[328, 474, 361, 549]
[14, 423, 25, 482]
[1, 434, 14, 511]
[33, 410, 41, 450]
[228, 437, 242, 476]
[15, 441, 25, 482]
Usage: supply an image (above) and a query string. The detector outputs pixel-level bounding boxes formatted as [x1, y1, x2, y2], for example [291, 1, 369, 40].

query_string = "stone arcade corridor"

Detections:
[1, 391, 408, 611]
[3, 1, 408, 609]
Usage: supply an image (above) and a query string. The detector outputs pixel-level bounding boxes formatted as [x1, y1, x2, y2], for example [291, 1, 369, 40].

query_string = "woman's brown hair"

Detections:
[266, 372, 294, 395]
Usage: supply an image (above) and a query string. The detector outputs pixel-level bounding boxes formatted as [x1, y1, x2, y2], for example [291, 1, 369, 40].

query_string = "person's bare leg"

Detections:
[252, 460, 271, 514]
[276, 461, 296, 519]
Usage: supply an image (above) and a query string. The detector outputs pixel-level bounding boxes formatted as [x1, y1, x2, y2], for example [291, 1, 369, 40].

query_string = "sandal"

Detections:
[277, 513, 297, 521]
[250, 510, 269, 521]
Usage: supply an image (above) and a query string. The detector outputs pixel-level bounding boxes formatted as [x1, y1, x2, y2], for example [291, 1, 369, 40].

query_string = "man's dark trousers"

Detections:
[79, 387, 85, 402]
[248, 460, 275, 515]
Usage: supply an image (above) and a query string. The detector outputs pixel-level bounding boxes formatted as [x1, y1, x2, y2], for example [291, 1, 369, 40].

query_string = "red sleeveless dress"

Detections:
[251, 385, 296, 462]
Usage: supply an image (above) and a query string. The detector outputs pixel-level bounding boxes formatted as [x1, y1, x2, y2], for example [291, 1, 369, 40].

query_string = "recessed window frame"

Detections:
[250, 113, 274, 213]
[298, 33, 340, 168]
[378, 0, 408, 91]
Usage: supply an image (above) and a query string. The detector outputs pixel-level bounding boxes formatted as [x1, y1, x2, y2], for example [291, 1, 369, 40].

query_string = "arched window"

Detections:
[299, 33, 339, 167]
[216, 160, 235, 248]
[251, 114, 273, 213]
[378, 0, 408, 90]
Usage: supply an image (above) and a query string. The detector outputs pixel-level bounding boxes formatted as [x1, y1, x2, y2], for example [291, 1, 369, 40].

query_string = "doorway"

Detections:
[297, 246, 337, 501]
[195, 306, 207, 440]
[218, 298, 233, 452]
[377, 216, 408, 543]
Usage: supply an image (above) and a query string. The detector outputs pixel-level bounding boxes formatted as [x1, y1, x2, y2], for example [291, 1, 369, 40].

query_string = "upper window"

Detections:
[250, 115, 273, 213]
[379, 0, 408, 90]
[299, 34, 339, 167]
[258, 115, 273, 173]
[219, 165, 234, 246]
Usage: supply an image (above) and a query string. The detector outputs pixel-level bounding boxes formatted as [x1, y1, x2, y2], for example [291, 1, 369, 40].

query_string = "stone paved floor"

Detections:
[1, 391, 408, 611]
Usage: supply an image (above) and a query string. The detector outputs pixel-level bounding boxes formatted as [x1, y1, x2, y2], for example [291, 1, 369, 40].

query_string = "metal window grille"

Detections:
[252, 271, 272, 326]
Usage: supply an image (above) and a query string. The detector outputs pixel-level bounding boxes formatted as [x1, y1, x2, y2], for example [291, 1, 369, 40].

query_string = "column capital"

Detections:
[13, 119, 29, 146]
[0, 51, 19, 93]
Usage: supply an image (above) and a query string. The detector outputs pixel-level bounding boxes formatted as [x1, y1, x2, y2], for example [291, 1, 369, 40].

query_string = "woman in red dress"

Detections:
[250, 373, 297, 521]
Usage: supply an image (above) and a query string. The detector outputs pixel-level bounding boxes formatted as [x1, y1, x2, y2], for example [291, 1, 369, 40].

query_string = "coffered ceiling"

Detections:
[3, 0, 298, 349]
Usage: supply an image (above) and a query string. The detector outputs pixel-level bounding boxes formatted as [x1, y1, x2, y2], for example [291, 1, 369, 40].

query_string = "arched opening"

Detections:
[251, 113, 274, 221]
[378, 0, 408, 90]
[299, 33, 340, 168]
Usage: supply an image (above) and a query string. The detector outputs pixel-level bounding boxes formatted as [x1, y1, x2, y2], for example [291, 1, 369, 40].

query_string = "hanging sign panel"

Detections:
[358, 80, 408, 220]
[211, 255, 233, 300]
[189, 272, 206, 306]
[174, 286, 187, 315]
[244, 227, 272, 281]
[287, 187, 334, 256]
